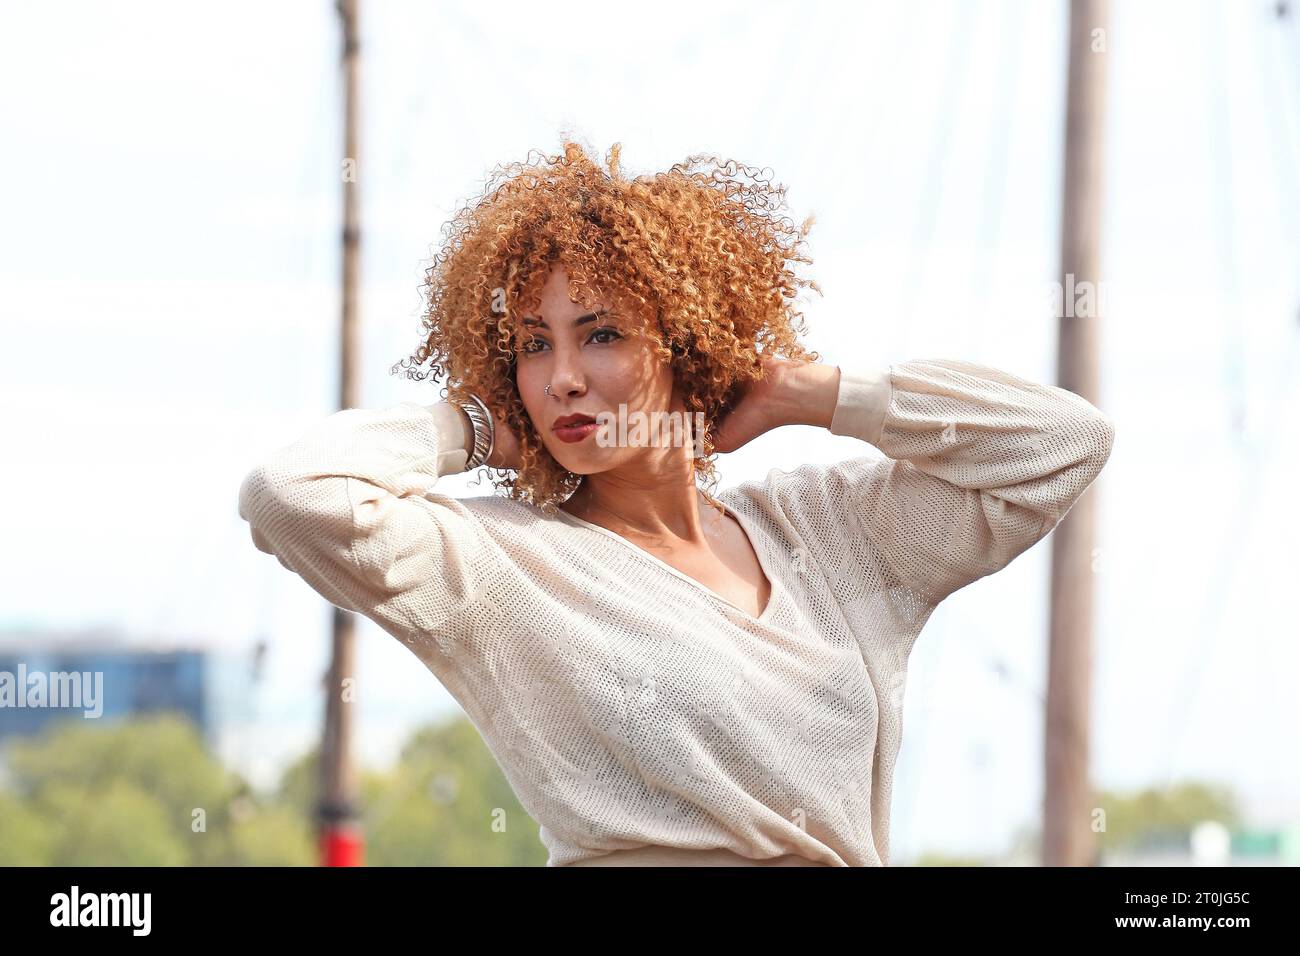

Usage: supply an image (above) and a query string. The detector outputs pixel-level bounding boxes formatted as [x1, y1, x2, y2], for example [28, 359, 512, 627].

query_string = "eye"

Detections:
[517, 326, 621, 355]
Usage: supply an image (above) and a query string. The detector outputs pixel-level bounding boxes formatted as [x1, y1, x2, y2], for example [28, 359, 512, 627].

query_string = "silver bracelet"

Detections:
[457, 392, 495, 469]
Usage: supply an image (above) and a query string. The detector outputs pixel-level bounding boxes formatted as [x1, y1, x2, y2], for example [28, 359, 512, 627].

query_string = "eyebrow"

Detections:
[520, 309, 608, 330]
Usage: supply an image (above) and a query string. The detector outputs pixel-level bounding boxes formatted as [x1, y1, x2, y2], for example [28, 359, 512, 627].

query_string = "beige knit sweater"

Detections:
[237, 359, 1115, 866]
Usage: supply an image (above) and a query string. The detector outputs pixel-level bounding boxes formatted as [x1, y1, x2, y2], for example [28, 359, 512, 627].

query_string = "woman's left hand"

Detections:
[710, 355, 808, 454]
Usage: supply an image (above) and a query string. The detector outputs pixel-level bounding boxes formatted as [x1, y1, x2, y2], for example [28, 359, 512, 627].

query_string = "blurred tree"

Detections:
[0, 790, 55, 865]
[0, 710, 553, 866]
[222, 802, 316, 866]
[1093, 780, 1240, 851]
[1, 713, 314, 865]
[39, 779, 189, 866]
[334, 716, 546, 866]
[900, 782, 1242, 865]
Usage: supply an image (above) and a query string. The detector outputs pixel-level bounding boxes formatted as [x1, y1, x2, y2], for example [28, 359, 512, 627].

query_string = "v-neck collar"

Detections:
[553, 495, 780, 626]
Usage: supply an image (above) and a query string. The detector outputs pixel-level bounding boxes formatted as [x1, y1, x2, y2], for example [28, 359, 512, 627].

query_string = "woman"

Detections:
[238, 140, 1115, 867]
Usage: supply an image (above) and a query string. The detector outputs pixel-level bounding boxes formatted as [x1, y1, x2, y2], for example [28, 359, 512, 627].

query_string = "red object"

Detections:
[552, 412, 597, 429]
[554, 422, 600, 443]
[320, 824, 365, 867]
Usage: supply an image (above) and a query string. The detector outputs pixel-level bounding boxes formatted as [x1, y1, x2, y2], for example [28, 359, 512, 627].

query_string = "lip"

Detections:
[556, 424, 600, 442]
[552, 413, 599, 445]
[552, 413, 597, 430]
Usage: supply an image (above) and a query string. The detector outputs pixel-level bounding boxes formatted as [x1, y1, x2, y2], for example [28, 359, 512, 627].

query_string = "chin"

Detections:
[555, 459, 604, 477]
[550, 450, 618, 477]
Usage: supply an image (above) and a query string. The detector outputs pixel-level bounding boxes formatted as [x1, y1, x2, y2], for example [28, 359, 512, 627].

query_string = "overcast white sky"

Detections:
[2, 0, 1298, 860]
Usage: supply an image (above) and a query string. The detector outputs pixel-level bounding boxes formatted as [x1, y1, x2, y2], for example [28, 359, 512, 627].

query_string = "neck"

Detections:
[563, 446, 725, 547]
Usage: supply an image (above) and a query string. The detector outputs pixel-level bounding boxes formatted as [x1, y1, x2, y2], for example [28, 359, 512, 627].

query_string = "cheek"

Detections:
[600, 343, 669, 399]
[514, 369, 544, 426]
[631, 355, 676, 409]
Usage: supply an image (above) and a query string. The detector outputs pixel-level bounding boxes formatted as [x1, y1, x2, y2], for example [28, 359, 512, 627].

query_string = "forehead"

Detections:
[519, 307, 606, 328]
[515, 296, 654, 333]
[519, 283, 613, 320]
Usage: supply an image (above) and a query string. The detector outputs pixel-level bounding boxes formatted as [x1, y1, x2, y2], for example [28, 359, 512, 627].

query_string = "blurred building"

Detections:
[0, 626, 212, 744]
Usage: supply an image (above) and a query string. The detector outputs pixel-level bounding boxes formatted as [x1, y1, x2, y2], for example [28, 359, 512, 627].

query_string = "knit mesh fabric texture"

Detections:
[237, 358, 1115, 866]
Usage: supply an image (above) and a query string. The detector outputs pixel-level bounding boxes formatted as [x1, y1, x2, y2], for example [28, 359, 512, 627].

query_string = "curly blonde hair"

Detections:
[391, 136, 823, 516]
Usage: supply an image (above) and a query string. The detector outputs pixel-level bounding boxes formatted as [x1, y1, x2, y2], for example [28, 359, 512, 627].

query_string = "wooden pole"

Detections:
[1044, 0, 1109, 867]
[319, 0, 363, 867]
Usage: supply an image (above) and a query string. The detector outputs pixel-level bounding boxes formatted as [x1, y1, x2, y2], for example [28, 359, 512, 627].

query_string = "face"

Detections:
[514, 262, 680, 476]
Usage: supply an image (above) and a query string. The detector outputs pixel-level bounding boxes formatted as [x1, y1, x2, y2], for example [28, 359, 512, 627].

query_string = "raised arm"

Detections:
[237, 401, 507, 640]
[801, 358, 1115, 607]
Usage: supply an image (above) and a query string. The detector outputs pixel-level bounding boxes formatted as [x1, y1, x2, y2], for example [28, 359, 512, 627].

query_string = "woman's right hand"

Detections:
[483, 404, 524, 471]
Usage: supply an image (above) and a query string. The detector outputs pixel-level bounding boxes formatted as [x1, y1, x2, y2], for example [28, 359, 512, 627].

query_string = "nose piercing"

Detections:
[544, 384, 552, 397]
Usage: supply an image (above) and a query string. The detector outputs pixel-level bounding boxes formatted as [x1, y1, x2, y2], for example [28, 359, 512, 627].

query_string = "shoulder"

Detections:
[716, 453, 893, 562]
[722, 453, 891, 521]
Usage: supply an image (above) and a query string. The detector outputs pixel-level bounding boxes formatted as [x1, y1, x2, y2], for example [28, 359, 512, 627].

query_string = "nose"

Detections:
[548, 352, 587, 399]
[548, 375, 586, 399]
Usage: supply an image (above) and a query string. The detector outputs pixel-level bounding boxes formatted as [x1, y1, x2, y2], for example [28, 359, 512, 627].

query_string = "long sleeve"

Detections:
[237, 400, 505, 639]
[813, 358, 1115, 608]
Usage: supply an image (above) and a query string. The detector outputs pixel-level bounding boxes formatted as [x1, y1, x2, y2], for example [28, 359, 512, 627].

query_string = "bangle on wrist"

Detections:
[456, 393, 496, 469]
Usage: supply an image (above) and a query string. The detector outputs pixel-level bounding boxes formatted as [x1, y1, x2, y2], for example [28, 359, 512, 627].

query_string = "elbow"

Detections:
[1030, 405, 1116, 532]
[1055, 388, 1116, 475]
[1090, 409, 1116, 471]
[237, 461, 322, 554]
[1097, 411, 1118, 470]
[1059, 408, 1115, 498]
[1031, 409, 1116, 533]
[238, 464, 285, 554]
[238, 462, 280, 526]
[238, 459, 356, 558]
